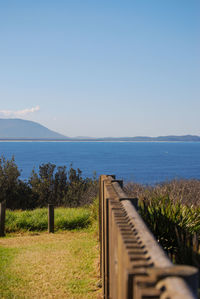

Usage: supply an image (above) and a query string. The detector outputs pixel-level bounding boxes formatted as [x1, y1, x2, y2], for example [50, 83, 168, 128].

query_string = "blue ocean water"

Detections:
[0, 141, 200, 185]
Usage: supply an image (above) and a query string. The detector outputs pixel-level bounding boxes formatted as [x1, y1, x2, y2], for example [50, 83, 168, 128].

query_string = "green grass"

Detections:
[0, 228, 101, 298]
[0, 203, 101, 298]
[5, 207, 92, 232]
[0, 246, 24, 299]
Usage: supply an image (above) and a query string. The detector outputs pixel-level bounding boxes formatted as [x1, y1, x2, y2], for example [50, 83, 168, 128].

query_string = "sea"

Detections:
[0, 141, 200, 185]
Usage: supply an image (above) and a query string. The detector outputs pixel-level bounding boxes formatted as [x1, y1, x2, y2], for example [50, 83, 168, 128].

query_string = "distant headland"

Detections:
[0, 119, 199, 142]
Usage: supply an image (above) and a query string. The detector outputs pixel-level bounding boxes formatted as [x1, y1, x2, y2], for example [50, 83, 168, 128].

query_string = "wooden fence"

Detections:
[99, 175, 199, 299]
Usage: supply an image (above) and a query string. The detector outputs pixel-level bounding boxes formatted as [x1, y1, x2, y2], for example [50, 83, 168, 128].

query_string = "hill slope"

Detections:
[0, 119, 199, 141]
[0, 119, 67, 139]
[95, 135, 200, 142]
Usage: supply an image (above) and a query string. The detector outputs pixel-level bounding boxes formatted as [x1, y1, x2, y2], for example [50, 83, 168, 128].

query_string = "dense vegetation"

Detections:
[125, 179, 200, 207]
[0, 156, 98, 210]
[125, 181, 200, 270]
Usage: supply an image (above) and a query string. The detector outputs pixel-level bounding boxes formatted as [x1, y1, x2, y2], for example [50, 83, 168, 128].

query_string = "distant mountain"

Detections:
[0, 119, 67, 139]
[0, 119, 199, 141]
[92, 135, 200, 142]
[66, 135, 200, 142]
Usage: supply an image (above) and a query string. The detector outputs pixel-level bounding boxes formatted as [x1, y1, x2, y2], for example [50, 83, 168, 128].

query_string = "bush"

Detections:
[139, 196, 200, 267]
[125, 179, 200, 207]
[124, 180, 200, 269]
[0, 156, 98, 210]
[29, 163, 98, 208]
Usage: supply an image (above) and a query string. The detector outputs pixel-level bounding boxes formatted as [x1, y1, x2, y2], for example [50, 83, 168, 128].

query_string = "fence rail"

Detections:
[99, 175, 199, 299]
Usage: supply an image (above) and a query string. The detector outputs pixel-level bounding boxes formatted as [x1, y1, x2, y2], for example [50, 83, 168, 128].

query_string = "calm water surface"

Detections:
[0, 141, 200, 185]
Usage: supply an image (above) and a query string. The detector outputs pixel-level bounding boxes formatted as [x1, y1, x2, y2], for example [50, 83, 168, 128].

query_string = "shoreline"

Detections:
[0, 139, 200, 143]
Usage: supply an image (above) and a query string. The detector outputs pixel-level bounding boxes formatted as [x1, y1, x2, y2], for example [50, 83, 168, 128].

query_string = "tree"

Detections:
[0, 157, 98, 209]
[0, 156, 21, 208]
[54, 166, 68, 205]
[29, 163, 56, 207]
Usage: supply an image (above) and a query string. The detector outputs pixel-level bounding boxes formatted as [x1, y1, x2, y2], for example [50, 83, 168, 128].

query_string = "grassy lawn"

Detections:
[0, 227, 102, 299]
[5, 207, 92, 232]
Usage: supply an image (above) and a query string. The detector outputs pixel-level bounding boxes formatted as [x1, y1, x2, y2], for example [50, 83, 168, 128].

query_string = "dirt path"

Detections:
[0, 230, 102, 299]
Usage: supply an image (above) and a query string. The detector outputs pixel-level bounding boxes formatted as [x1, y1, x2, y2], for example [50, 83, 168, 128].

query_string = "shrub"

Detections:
[125, 179, 200, 207]
[0, 156, 98, 210]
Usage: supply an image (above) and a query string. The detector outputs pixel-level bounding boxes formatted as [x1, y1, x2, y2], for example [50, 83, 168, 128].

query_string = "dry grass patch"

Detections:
[0, 229, 102, 299]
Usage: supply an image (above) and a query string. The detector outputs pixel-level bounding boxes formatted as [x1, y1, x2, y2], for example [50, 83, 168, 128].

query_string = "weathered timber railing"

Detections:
[99, 175, 199, 299]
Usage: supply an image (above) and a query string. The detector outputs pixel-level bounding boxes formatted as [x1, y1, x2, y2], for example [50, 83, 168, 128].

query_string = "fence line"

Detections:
[0, 201, 6, 237]
[0, 203, 55, 236]
[48, 204, 54, 233]
[99, 175, 199, 299]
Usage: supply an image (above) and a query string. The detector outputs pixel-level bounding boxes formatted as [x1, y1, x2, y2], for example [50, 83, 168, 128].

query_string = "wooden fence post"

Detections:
[48, 204, 54, 233]
[0, 201, 6, 237]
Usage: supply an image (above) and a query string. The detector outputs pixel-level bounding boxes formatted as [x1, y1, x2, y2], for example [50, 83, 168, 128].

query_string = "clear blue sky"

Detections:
[0, 0, 199, 137]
